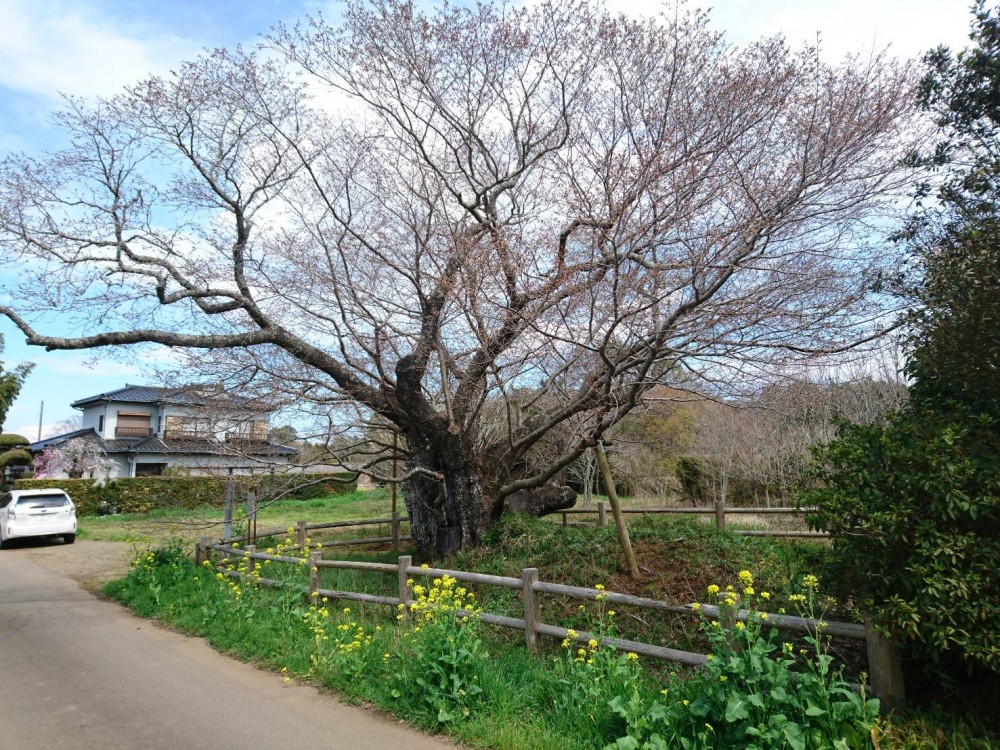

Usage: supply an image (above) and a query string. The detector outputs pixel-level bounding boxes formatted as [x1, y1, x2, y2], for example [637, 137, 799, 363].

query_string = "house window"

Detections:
[98, 415, 105, 433]
[116, 411, 152, 437]
[135, 462, 167, 476]
[164, 415, 211, 440]
[226, 419, 269, 442]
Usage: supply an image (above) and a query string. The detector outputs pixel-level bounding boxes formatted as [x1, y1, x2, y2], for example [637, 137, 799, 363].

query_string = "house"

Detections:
[28, 384, 297, 478]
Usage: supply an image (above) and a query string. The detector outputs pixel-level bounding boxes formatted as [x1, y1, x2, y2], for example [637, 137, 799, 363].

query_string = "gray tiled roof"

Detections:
[110, 435, 298, 457]
[29, 430, 297, 458]
[71, 384, 262, 410]
[28, 428, 99, 452]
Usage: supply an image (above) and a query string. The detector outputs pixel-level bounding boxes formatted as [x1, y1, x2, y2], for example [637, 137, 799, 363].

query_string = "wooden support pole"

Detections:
[391, 431, 398, 518]
[561, 512, 568, 527]
[296, 519, 307, 549]
[865, 615, 905, 712]
[714, 500, 726, 530]
[309, 551, 322, 598]
[392, 511, 401, 553]
[522, 568, 540, 652]
[597, 501, 608, 527]
[397, 555, 412, 622]
[595, 442, 639, 579]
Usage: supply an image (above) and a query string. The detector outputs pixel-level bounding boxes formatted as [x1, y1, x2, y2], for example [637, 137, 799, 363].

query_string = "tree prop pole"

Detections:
[595, 442, 639, 579]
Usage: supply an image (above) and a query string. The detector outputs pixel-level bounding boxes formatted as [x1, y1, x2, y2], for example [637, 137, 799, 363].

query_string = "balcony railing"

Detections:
[163, 429, 213, 441]
[115, 426, 154, 437]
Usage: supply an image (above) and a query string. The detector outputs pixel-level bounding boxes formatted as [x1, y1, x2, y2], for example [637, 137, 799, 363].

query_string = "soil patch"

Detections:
[4, 538, 131, 592]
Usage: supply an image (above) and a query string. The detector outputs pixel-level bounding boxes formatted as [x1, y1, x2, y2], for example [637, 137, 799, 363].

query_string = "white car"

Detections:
[0, 489, 77, 548]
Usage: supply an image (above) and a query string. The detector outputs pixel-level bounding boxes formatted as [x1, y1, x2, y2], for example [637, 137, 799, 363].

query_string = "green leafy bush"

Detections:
[0, 433, 29, 449]
[390, 572, 487, 724]
[551, 586, 643, 740]
[14, 473, 357, 516]
[608, 572, 878, 749]
[803, 409, 1000, 672]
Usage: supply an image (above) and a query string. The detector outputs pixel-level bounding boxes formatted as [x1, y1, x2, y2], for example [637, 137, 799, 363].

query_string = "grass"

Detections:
[78, 488, 401, 544]
[78, 487, 815, 546]
[102, 505, 999, 750]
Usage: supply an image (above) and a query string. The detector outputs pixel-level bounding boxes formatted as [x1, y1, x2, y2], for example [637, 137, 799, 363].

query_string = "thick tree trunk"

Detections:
[401, 436, 577, 556]
[401, 437, 490, 557]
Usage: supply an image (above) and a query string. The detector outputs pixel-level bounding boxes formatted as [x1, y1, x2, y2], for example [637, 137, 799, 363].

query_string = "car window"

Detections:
[13, 494, 71, 509]
[0, 493, 10, 508]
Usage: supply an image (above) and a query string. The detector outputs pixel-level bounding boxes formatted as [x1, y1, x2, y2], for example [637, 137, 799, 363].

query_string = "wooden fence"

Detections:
[195, 540, 904, 709]
[560, 500, 829, 538]
[221, 512, 412, 551]
[221, 500, 822, 553]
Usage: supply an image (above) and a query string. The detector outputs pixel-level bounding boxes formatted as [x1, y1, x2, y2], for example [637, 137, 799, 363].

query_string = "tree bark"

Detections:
[401, 437, 491, 557]
[504, 485, 576, 517]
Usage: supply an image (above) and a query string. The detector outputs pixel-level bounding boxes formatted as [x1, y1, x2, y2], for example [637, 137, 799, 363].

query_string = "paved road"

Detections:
[0, 550, 456, 750]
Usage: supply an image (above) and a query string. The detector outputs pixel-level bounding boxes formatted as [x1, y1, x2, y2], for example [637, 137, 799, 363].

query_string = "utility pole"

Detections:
[37, 401, 44, 441]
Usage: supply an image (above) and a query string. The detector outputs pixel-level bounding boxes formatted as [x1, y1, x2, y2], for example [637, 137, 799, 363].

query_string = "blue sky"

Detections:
[0, 0, 975, 438]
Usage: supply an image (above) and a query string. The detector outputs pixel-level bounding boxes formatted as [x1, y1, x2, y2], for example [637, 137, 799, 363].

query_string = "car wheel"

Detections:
[63, 534, 76, 545]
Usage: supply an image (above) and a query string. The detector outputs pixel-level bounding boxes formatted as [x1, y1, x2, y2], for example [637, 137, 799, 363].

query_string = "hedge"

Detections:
[14, 473, 357, 516]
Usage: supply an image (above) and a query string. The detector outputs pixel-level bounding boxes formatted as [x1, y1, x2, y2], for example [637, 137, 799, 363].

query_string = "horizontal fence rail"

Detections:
[196, 540, 899, 707]
[221, 513, 412, 551]
[559, 501, 829, 538]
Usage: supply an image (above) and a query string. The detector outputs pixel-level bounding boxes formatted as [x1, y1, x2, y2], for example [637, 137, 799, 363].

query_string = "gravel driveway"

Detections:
[4, 538, 132, 591]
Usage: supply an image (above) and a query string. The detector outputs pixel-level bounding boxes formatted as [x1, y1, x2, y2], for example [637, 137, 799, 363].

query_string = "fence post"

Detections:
[392, 511, 401, 553]
[865, 615, 905, 711]
[397, 555, 413, 622]
[296, 520, 307, 549]
[714, 499, 726, 530]
[309, 551, 322, 599]
[245, 544, 256, 577]
[195, 536, 210, 566]
[522, 568, 540, 652]
[562, 512, 568, 527]
[597, 501, 608, 527]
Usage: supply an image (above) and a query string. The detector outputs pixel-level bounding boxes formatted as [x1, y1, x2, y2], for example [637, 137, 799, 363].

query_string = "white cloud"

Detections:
[605, 0, 970, 62]
[0, 0, 200, 100]
[10, 420, 77, 441]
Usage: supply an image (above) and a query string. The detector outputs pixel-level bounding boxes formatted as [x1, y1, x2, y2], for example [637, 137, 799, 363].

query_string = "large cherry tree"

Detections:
[0, 1, 920, 553]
